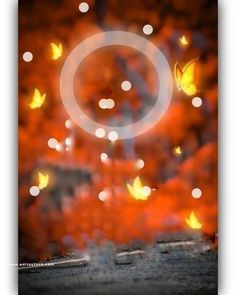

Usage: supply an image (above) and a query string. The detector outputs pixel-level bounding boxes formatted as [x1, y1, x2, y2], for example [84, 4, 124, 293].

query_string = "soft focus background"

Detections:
[18, 0, 217, 261]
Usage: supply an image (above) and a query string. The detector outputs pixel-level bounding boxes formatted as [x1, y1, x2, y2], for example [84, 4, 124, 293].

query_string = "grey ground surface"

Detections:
[19, 237, 217, 295]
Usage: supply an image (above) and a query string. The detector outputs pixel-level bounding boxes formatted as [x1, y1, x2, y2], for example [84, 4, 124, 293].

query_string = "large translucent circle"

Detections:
[60, 31, 173, 140]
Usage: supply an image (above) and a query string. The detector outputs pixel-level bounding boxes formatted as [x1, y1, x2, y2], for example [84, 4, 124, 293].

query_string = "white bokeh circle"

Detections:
[78, 2, 89, 13]
[191, 188, 202, 199]
[121, 80, 132, 91]
[23, 51, 33, 62]
[143, 24, 153, 35]
[29, 186, 40, 197]
[60, 31, 173, 140]
[192, 97, 202, 108]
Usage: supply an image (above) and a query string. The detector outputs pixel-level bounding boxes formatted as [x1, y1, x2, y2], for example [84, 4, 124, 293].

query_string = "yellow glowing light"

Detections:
[185, 211, 203, 230]
[174, 59, 198, 96]
[173, 146, 182, 156]
[179, 35, 189, 46]
[51, 42, 63, 60]
[28, 89, 46, 109]
[38, 172, 49, 190]
[127, 176, 151, 201]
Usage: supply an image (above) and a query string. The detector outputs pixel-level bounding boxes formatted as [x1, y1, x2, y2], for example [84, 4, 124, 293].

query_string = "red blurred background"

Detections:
[19, 0, 217, 261]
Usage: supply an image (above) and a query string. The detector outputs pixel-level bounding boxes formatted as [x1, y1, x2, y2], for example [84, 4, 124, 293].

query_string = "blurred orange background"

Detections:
[19, 0, 217, 261]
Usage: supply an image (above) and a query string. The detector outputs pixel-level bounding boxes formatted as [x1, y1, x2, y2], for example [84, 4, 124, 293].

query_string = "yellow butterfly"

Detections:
[127, 176, 151, 201]
[173, 146, 182, 156]
[179, 35, 189, 46]
[28, 88, 46, 109]
[50, 42, 63, 60]
[38, 172, 49, 190]
[185, 211, 203, 230]
[174, 59, 199, 96]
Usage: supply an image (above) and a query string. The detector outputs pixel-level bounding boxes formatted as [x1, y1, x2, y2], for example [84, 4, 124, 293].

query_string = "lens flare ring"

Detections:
[60, 31, 173, 140]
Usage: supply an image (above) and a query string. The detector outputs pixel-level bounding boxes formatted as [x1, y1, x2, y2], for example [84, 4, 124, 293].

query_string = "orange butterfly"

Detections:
[174, 59, 199, 96]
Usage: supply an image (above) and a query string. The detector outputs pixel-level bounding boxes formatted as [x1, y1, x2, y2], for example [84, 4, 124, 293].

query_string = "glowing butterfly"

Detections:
[173, 146, 182, 156]
[185, 211, 203, 229]
[174, 59, 198, 96]
[38, 172, 49, 190]
[51, 42, 63, 60]
[179, 35, 189, 46]
[127, 176, 151, 201]
[28, 89, 46, 109]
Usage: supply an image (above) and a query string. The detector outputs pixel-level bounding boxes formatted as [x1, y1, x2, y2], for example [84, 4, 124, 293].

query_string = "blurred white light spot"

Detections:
[99, 98, 115, 109]
[192, 97, 202, 108]
[121, 80, 132, 91]
[100, 152, 108, 163]
[106, 98, 115, 109]
[55, 143, 63, 151]
[142, 186, 151, 197]
[78, 2, 89, 13]
[29, 186, 40, 197]
[48, 138, 58, 149]
[108, 131, 118, 142]
[95, 128, 105, 138]
[191, 188, 202, 199]
[84, 253, 91, 261]
[23, 51, 33, 62]
[65, 119, 73, 129]
[65, 137, 72, 147]
[99, 99, 107, 109]
[98, 190, 110, 202]
[136, 159, 145, 169]
[143, 24, 153, 35]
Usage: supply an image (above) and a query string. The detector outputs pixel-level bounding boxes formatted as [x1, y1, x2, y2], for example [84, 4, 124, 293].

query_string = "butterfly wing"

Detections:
[35, 89, 45, 105]
[38, 172, 44, 189]
[59, 43, 62, 54]
[29, 89, 40, 108]
[181, 59, 198, 96]
[51, 43, 59, 59]
[185, 217, 191, 228]
[133, 176, 143, 194]
[51, 43, 62, 59]
[127, 183, 135, 197]
[38, 173, 48, 189]
[174, 63, 183, 90]
[181, 83, 197, 96]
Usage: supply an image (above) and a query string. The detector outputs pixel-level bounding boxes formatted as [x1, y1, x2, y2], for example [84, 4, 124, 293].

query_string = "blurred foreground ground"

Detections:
[19, 233, 217, 295]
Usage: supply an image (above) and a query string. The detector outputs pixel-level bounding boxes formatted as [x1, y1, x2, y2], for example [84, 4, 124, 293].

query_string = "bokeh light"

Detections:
[100, 152, 109, 163]
[95, 128, 106, 138]
[48, 138, 58, 149]
[191, 188, 202, 199]
[22, 51, 33, 62]
[65, 119, 73, 129]
[29, 186, 40, 197]
[78, 2, 89, 13]
[136, 159, 145, 169]
[192, 97, 203, 108]
[143, 24, 153, 35]
[121, 80, 132, 91]
[108, 131, 118, 142]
